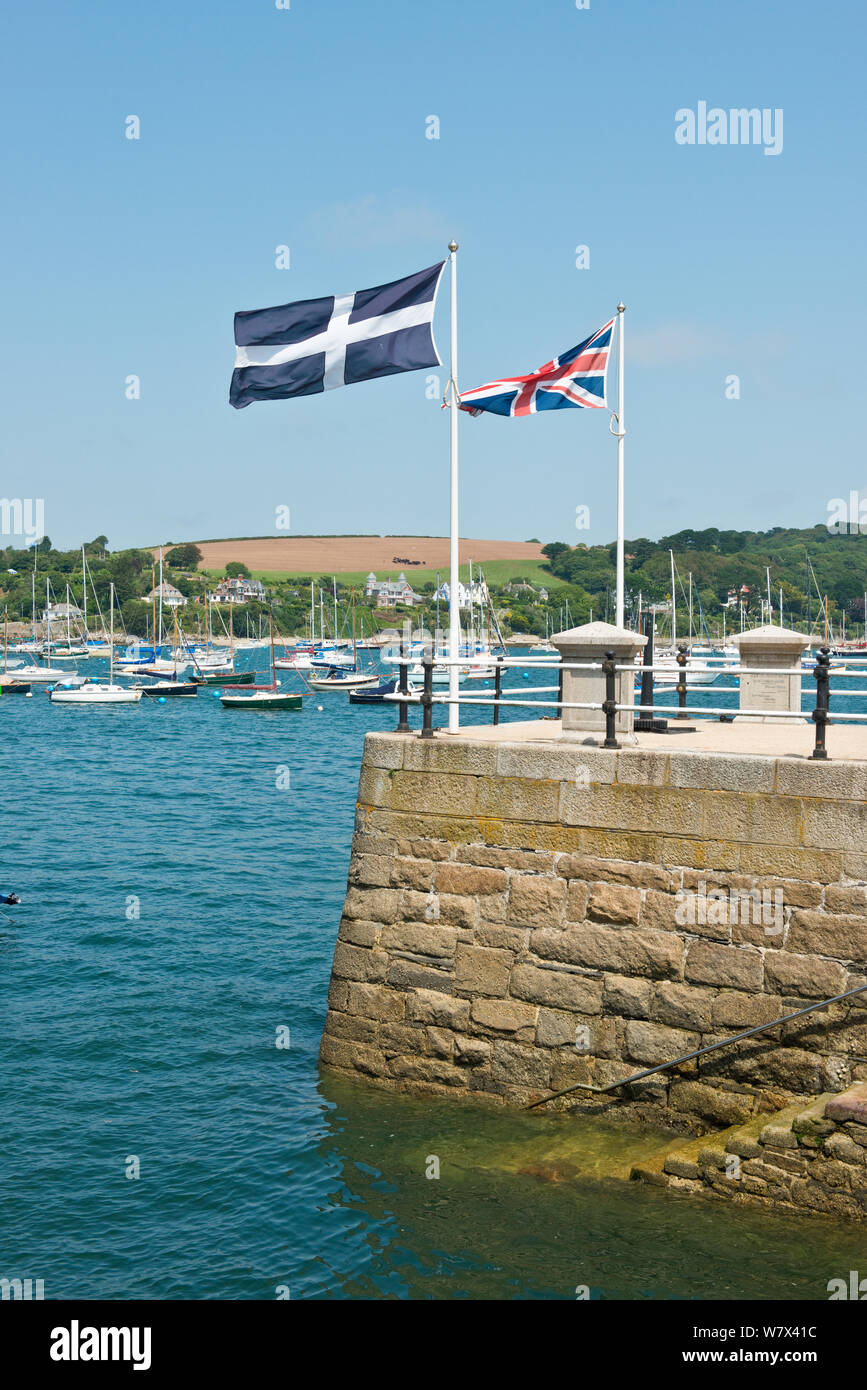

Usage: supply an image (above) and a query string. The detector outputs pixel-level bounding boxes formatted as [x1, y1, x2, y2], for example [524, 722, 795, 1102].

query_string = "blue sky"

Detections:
[1, 0, 863, 551]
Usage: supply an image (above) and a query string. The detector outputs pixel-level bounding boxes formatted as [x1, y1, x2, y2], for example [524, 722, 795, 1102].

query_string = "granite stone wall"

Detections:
[320, 732, 867, 1130]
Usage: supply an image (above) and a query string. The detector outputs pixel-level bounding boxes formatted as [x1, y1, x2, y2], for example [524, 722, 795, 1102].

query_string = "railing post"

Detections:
[635, 611, 667, 732]
[420, 655, 434, 738]
[602, 650, 619, 749]
[557, 664, 564, 722]
[493, 661, 502, 725]
[676, 643, 688, 720]
[396, 639, 411, 734]
[810, 646, 831, 760]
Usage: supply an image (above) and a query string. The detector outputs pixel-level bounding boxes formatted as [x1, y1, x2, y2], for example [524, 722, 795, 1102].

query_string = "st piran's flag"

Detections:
[230, 262, 446, 408]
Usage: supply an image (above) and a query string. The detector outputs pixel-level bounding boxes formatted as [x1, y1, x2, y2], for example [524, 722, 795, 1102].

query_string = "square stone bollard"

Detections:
[732, 625, 811, 724]
[552, 621, 646, 740]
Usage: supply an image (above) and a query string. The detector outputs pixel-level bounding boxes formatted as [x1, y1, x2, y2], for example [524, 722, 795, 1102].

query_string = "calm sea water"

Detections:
[1, 651, 865, 1300]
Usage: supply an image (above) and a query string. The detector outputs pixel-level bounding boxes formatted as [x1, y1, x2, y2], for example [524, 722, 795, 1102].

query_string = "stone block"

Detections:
[510, 962, 604, 1013]
[475, 924, 529, 953]
[364, 734, 406, 770]
[324, 1011, 379, 1044]
[508, 874, 566, 926]
[405, 989, 470, 1030]
[343, 886, 402, 924]
[471, 997, 538, 1033]
[457, 845, 555, 872]
[653, 981, 716, 1031]
[331, 942, 389, 983]
[535, 1007, 583, 1047]
[454, 944, 512, 997]
[388, 1055, 466, 1087]
[555, 854, 671, 892]
[763, 950, 847, 999]
[624, 1019, 699, 1066]
[826, 1083, 867, 1126]
[319, 1035, 387, 1077]
[454, 1036, 490, 1067]
[603, 973, 654, 1019]
[669, 752, 776, 794]
[685, 942, 763, 990]
[380, 923, 458, 958]
[403, 739, 498, 776]
[825, 883, 867, 914]
[491, 1040, 553, 1089]
[337, 918, 380, 948]
[802, 800, 867, 853]
[476, 776, 561, 822]
[528, 925, 682, 979]
[349, 853, 394, 887]
[787, 910, 867, 962]
[711, 991, 784, 1030]
[389, 770, 478, 816]
[587, 882, 641, 925]
[663, 1154, 701, 1179]
[387, 958, 452, 993]
[347, 982, 406, 1022]
[390, 858, 436, 891]
[565, 880, 589, 922]
[435, 862, 508, 896]
[397, 837, 452, 861]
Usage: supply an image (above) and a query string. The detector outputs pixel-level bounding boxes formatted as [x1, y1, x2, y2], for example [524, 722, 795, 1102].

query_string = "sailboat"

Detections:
[48, 584, 89, 658]
[307, 590, 381, 691]
[0, 611, 30, 692]
[220, 611, 303, 709]
[50, 585, 142, 704]
[132, 608, 198, 697]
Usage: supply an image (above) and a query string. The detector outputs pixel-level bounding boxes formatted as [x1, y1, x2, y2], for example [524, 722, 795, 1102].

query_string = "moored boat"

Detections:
[220, 611, 304, 711]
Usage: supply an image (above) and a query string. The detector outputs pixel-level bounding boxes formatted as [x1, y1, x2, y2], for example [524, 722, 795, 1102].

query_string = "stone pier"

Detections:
[319, 717, 867, 1213]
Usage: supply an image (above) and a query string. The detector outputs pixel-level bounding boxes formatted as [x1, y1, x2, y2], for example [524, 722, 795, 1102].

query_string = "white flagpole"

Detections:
[615, 302, 626, 629]
[448, 240, 460, 732]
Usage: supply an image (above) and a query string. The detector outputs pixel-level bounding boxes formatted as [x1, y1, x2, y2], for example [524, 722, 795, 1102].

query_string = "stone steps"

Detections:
[630, 1084, 867, 1218]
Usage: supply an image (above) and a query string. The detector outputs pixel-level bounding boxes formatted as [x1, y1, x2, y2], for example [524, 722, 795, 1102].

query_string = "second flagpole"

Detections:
[615, 301, 626, 629]
[448, 240, 460, 732]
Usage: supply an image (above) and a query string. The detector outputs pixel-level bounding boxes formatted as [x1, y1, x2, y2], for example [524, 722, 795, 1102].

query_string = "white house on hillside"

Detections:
[365, 572, 421, 608]
[148, 581, 187, 608]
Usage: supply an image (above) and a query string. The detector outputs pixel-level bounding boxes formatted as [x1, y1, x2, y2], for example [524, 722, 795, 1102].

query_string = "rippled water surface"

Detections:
[1, 652, 865, 1299]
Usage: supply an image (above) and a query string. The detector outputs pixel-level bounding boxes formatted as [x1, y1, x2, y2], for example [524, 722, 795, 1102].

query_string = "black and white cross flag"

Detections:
[230, 262, 445, 408]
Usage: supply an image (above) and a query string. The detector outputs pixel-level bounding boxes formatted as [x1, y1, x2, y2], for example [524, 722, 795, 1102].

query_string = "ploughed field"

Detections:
[183, 535, 546, 575]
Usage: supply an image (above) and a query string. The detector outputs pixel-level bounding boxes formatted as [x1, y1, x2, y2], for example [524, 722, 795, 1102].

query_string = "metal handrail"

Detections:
[526, 981, 867, 1109]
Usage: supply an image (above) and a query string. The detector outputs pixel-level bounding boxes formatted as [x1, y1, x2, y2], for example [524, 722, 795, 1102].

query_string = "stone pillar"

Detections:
[552, 621, 646, 739]
[732, 625, 810, 724]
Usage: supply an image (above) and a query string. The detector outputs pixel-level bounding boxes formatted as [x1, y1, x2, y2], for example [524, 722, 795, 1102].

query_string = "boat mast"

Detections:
[670, 549, 676, 647]
[351, 588, 357, 668]
[158, 547, 163, 650]
[333, 576, 337, 642]
[269, 607, 276, 689]
[173, 603, 178, 678]
[109, 583, 115, 685]
[151, 567, 157, 654]
[82, 545, 87, 638]
[46, 577, 51, 652]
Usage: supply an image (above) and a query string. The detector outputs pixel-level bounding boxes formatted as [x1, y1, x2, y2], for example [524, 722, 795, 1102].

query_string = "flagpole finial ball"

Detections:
[617, 302, 625, 313]
[448, 241, 458, 252]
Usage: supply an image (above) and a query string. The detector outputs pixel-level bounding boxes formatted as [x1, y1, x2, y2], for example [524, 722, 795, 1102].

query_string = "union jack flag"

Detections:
[458, 318, 614, 418]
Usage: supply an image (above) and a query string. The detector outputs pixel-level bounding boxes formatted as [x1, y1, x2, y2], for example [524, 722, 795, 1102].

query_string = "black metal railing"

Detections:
[525, 981, 867, 1109]
[386, 645, 865, 761]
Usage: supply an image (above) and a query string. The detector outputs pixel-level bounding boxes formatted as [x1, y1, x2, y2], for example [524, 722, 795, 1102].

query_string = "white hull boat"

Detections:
[307, 670, 382, 691]
[13, 664, 69, 683]
[50, 682, 142, 705]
